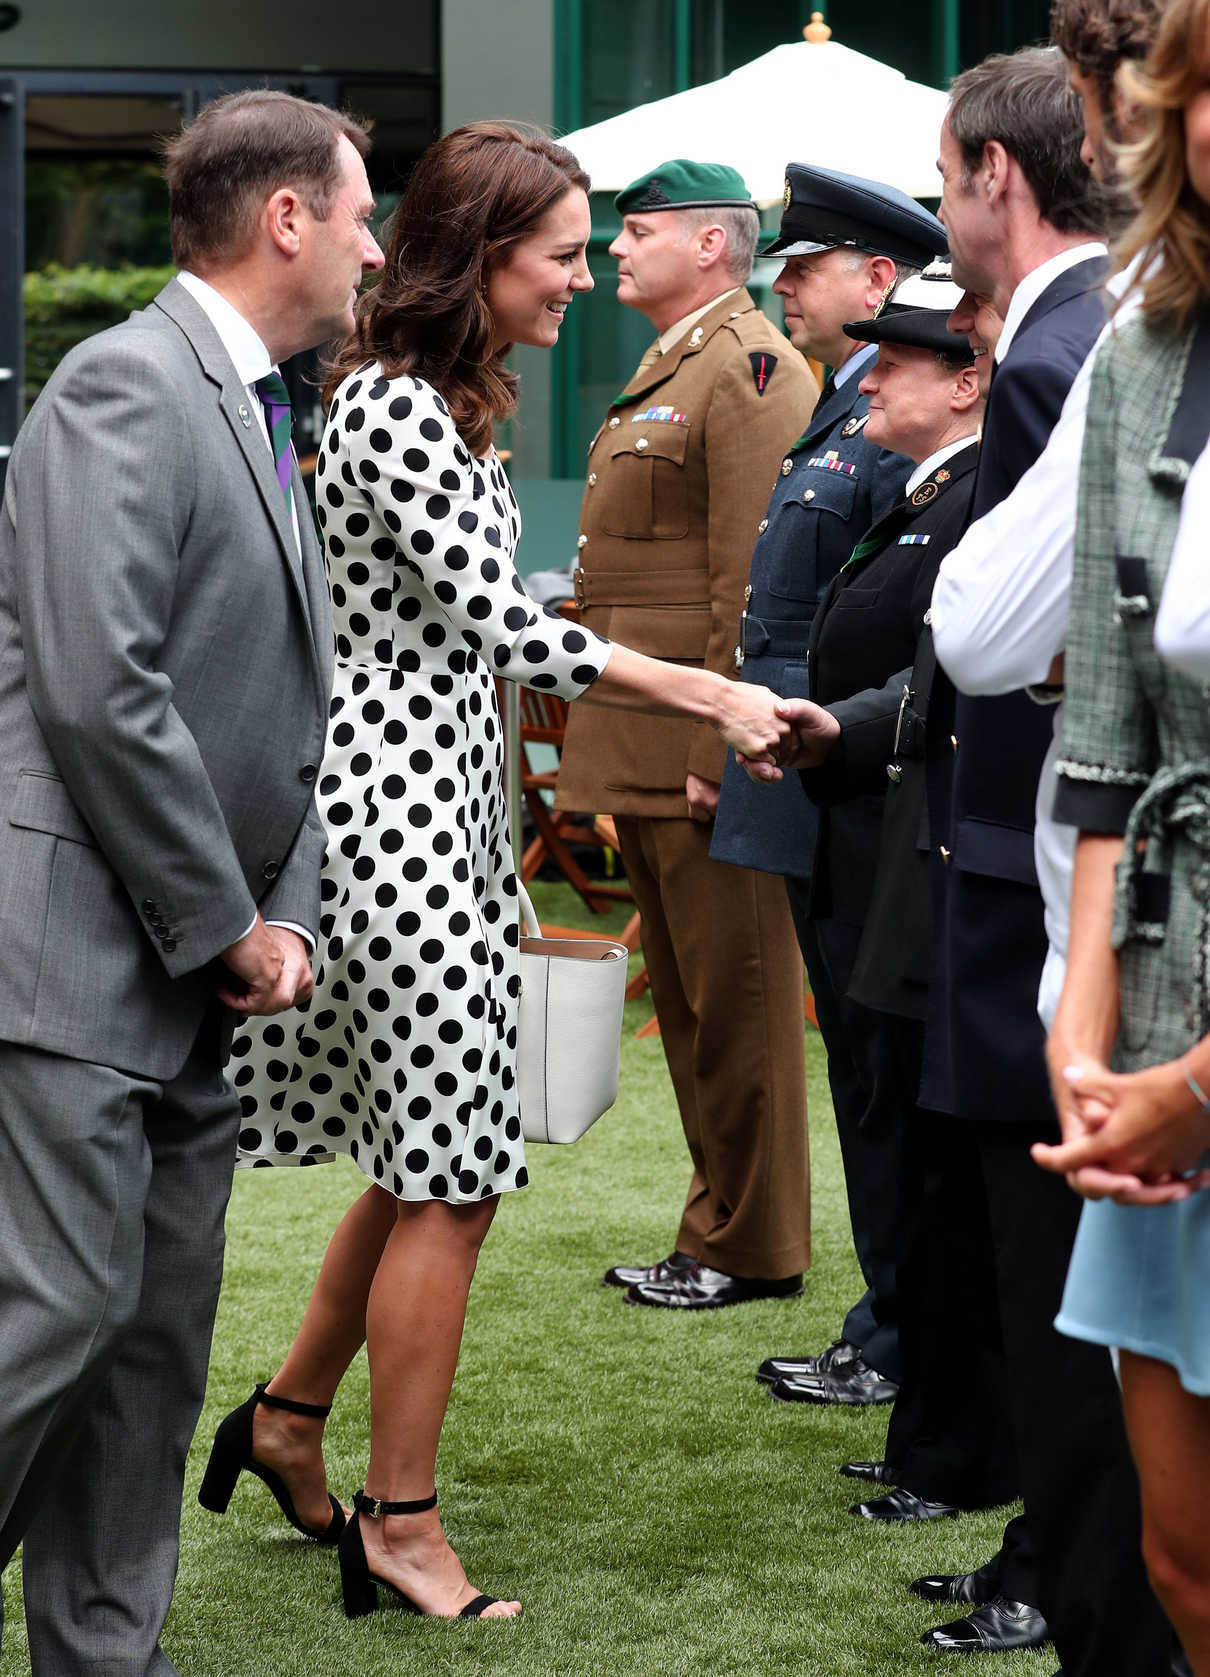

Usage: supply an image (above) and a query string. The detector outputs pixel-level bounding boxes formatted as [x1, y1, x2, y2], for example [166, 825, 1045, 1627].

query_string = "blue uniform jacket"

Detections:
[711, 347, 912, 879]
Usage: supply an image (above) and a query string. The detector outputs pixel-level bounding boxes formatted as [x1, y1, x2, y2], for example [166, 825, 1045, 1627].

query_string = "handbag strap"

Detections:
[516, 879, 541, 937]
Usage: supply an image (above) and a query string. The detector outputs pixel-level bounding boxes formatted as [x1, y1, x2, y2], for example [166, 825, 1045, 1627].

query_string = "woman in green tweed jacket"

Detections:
[1037, 3, 1210, 1670]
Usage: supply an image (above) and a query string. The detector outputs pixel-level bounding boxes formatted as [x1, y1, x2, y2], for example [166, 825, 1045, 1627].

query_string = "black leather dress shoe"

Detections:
[603, 1250, 694, 1290]
[756, 1338, 857, 1384]
[920, 1598, 1050, 1653]
[840, 1460, 898, 1485]
[851, 1487, 960, 1522]
[624, 1262, 803, 1309]
[909, 1556, 1002, 1605]
[768, 1355, 898, 1406]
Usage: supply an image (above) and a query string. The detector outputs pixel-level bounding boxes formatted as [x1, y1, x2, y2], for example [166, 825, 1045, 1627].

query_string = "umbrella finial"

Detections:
[803, 11, 832, 41]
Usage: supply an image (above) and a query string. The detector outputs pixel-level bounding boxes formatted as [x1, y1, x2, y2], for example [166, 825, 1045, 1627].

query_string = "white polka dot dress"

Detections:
[231, 369, 611, 1203]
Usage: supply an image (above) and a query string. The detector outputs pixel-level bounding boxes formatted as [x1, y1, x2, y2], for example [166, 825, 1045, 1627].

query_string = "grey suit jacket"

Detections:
[0, 277, 333, 1080]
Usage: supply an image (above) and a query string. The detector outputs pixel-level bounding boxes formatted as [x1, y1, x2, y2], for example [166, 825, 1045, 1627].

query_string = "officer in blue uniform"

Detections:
[711, 166, 948, 1406]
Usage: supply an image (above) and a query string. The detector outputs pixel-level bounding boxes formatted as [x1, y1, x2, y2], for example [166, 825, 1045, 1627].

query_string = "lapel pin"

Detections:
[237, 402, 253, 429]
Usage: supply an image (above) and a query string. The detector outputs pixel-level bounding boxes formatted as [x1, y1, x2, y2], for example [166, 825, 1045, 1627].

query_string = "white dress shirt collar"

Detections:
[833, 340, 876, 390]
[995, 241, 1108, 364]
[905, 433, 980, 499]
[175, 269, 276, 385]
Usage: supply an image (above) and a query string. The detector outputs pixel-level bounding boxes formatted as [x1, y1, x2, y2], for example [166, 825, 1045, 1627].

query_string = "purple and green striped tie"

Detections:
[253, 372, 294, 516]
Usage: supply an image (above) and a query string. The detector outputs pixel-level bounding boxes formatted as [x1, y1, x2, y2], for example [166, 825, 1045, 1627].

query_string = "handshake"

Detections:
[713, 687, 840, 781]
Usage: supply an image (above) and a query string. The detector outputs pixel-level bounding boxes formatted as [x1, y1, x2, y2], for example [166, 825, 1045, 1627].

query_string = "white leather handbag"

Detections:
[516, 882, 629, 1144]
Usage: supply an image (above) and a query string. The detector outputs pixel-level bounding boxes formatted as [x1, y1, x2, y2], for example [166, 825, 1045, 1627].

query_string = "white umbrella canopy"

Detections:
[559, 36, 948, 207]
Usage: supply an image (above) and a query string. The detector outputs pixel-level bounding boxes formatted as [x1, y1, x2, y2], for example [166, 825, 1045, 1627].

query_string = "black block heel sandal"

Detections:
[338, 1490, 502, 1620]
[197, 1382, 345, 1544]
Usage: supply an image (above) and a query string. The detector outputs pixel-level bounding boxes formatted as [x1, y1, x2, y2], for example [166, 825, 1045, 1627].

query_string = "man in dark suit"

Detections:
[885, 47, 1175, 1675]
[0, 91, 383, 1674]
[711, 167, 948, 1403]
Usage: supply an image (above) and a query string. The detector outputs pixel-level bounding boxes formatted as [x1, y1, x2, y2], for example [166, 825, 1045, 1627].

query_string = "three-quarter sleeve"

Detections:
[322, 372, 610, 701]
[1054, 339, 1157, 834]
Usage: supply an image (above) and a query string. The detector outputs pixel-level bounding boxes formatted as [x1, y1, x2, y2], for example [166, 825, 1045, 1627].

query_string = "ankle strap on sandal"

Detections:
[354, 1488, 438, 1519]
[253, 1381, 332, 1420]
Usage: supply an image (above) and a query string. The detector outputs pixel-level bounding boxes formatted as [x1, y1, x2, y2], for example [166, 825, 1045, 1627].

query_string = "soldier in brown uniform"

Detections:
[556, 160, 819, 1308]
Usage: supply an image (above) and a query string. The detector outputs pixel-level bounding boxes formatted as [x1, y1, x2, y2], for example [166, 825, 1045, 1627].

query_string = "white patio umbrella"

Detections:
[559, 20, 947, 206]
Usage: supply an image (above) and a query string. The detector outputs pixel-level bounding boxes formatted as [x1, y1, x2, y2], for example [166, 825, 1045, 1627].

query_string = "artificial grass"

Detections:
[0, 880, 1047, 1677]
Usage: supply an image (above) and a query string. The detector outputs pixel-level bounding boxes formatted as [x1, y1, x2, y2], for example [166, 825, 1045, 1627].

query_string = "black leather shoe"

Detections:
[851, 1487, 960, 1522]
[920, 1598, 1050, 1653]
[909, 1556, 1002, 1605]
[768, 1356, 898, 1406]
[624, 1262, 803, 1309]
[603, 1250, 694, 1290]
[757, 1338, 859, 1384]
[840, 1460, 898, 1485]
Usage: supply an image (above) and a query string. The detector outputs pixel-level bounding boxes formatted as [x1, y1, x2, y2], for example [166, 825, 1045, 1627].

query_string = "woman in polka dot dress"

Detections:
[200, 122, 792, 1623]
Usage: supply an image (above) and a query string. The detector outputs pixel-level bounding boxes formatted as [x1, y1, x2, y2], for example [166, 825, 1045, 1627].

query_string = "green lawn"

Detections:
[1, 881, 1046, 1677]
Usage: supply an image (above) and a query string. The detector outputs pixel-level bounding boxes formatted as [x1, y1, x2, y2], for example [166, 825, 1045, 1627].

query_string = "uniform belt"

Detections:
[735, 611, 814, 667]
[573, 566, 711, 609]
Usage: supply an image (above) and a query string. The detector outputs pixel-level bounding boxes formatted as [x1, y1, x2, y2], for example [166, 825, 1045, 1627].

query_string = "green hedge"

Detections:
[23, 263, 176, 408]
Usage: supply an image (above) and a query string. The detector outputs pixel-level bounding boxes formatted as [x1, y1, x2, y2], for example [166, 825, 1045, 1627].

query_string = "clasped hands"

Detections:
[219, 915, 314, 1016]
[725, 695, 839, 781]
[1035, 1044, 1210, 1205]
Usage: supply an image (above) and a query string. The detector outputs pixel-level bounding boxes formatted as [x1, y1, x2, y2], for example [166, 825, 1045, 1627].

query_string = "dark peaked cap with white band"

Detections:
[762, 163, 947, 267]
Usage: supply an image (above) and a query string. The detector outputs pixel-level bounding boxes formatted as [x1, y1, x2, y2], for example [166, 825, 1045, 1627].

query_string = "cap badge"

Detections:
[783, 177, 792, 211]
[689, 326, 704, 346]
[840, 414, 868, 439]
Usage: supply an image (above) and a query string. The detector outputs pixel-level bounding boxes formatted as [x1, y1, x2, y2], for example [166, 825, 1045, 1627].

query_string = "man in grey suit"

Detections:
[0, 90, 383, 1673]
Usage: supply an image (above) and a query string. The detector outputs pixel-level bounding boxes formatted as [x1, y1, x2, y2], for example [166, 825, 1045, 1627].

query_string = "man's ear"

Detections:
[983, 139, 1011, 206]
[865, 254, 898, 312]
[694, 221, 727, 271]
[952, 363, 982, 414]
[264, 186, 304, 257]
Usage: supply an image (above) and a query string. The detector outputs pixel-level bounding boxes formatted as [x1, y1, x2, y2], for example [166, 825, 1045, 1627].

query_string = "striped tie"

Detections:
[253, 372, 294, 515]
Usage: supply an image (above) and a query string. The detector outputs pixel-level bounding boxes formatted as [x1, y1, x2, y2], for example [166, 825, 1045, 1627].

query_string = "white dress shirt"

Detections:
[928, 248, 1132, 1028]
[176, 270, 313, 951]
[1156, 439, 1210, 680]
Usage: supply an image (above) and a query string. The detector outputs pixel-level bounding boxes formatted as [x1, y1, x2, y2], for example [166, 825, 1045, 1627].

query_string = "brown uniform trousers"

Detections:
[557, 288, 817, 1277]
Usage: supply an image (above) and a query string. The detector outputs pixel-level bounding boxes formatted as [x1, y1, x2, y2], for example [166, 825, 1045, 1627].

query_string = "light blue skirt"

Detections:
[1057, 1186, 1210, 1396]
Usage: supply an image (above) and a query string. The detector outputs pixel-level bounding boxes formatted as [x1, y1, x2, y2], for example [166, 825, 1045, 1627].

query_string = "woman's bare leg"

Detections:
[250, 1184, 398, 1530]
[1120, 1348, 1210, 1675]
[355, 1195, 521, 1618]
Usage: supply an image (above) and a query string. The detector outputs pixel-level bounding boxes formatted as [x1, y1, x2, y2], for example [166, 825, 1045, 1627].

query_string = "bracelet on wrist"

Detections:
[1181, 1055, 1210, 1116]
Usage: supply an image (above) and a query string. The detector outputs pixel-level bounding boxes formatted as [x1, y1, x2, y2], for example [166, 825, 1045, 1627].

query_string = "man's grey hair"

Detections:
[838, 249, 920, 293]
[677, 204, 761, 282]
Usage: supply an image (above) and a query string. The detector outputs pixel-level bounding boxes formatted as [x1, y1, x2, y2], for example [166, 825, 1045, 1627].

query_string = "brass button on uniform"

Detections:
[757, 518, 768, 534]
[803, 488, 815, 502]
[608, 416, 620, 429]
[588, 472, 597, 486]
[635, 436, 649, 451]
[577, 534, 587, 548]
[780, 458, 793, 476]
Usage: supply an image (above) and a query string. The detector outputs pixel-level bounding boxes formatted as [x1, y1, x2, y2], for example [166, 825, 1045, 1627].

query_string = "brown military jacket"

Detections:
[555, 287, 817, 818]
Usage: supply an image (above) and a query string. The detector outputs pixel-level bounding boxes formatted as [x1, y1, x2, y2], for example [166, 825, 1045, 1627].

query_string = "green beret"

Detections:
[615, 159, 757, 216]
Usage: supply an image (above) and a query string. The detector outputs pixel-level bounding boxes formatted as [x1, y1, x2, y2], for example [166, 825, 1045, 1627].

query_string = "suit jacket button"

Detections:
[300, 764, 317, 783]
[143, 899, 157, 914]
[939, 845, 952, 864]
[262, 861, 280, 880]
[162, 939, 177, 953]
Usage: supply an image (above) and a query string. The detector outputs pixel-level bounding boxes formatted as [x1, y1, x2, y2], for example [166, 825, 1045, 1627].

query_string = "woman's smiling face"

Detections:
[485, 188, 594, 353]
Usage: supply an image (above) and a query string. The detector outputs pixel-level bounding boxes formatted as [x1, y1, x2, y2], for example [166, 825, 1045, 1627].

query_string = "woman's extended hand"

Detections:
[1032, 1057, 1210, 1203]
[737, 697, 841, 782]
[712, 680, 793, 761]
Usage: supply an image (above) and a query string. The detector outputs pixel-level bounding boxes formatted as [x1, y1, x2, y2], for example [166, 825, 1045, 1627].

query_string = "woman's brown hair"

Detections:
[324, 121, 589, 455]
[1114, 0, 1210, 325]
